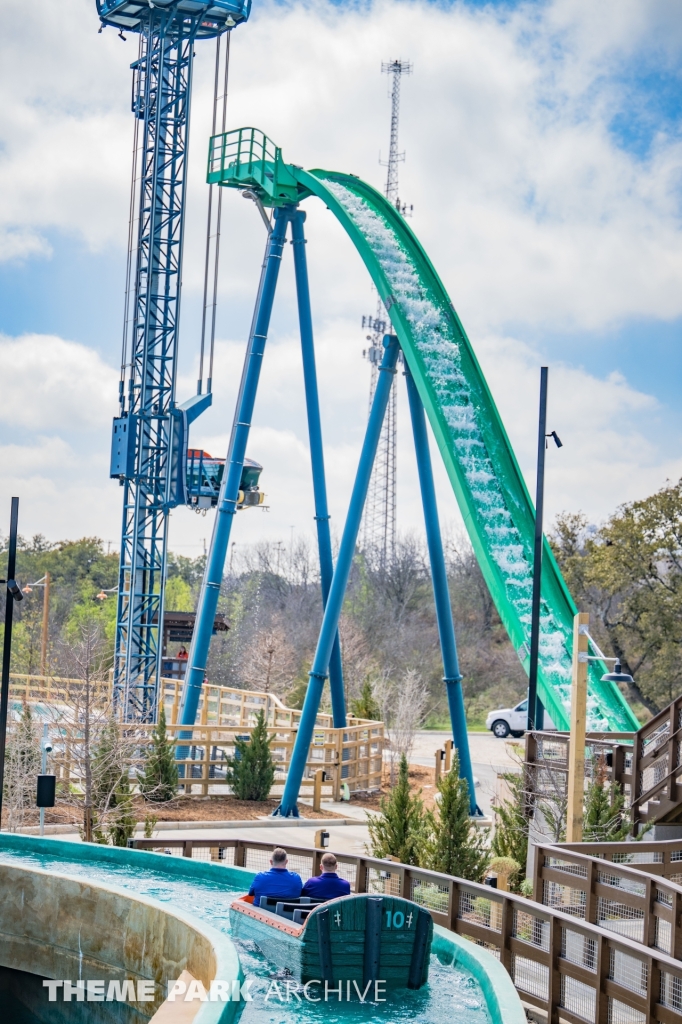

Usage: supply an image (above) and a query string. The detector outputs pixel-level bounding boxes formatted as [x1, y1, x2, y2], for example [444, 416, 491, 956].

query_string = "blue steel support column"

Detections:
[290, 209, 346, 728]
[275, 335, 401, 817]
[178, 206, 290, 728]
[404, 364, 477, 814]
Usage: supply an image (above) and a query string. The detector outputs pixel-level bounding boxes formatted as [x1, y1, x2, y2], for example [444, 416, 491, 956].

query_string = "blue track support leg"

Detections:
[178, 207, 290, 730]
[275, 334, 401, 817]
[290, 209, 346, 729]
[404, 363, 478, 815]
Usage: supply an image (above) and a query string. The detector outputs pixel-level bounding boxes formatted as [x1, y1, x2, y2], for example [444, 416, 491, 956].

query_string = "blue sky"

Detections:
[0, 0, 680, 552]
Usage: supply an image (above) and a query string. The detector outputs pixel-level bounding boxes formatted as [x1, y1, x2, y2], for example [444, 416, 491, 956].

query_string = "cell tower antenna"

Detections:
[361, 58, 412, 568]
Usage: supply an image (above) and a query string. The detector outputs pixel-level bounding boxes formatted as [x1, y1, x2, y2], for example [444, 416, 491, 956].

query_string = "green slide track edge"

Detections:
[293, 166, 638, 733]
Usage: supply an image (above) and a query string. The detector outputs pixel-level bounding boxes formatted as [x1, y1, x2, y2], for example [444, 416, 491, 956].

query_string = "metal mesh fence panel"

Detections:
[655, 915, 672, 954]
[660, 971, 682, 1012]
[547, 857, 588, 878]
[609, 949, 648, 997]
[608, 998, 646, 1024]
[459, 891, 500, 932]
[513, 909, 550, 951]
[543, 880, 587, 918]
[561, 975, 596, 1022]
[511, 955, 549, 999]
[597, 871, 646, 897]
[367, 867, 401, 897]
[410, 878, 450, 915]
[561, 927, 597, 971]
[597, 898, 645, 942]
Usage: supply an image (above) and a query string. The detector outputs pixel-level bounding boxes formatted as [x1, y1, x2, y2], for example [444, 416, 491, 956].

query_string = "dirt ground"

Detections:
[18, 764, 434, 829]
[350, 764, 439, 812]
[18, 795, 348, 829]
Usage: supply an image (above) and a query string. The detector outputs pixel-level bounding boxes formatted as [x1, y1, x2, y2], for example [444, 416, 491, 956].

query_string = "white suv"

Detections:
[486, 700, 555, 737]
[486, 700, 528, 738]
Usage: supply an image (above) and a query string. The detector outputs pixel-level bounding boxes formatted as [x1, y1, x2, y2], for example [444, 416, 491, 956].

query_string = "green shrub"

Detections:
[425, 751, 489, 882]
[226, 710, 275, 801]
[367, 754, 427, 865]
[138, 705, 178, 803]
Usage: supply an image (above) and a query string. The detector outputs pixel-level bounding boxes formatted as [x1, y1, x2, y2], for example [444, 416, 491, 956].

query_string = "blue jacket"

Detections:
[248, 867, 302, 903]
[301, 872, 351, 900]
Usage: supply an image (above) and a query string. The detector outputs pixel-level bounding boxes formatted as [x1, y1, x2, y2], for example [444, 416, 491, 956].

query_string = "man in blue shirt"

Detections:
[248, 847, 302, 904]
[302, 853, 351, 900]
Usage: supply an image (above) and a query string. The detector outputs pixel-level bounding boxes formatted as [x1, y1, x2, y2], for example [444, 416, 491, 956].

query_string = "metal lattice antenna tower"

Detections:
[361, 59, 412, 568]
[99, 1, 250, 723]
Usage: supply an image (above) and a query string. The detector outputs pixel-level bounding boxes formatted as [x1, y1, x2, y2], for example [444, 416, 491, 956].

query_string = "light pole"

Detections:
[0, 497, 24, 829]
[527, 369, 562, 732]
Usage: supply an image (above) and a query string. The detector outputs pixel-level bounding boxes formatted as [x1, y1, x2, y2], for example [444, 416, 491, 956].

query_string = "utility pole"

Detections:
[40, 571, 50, 678]
[566, 612, 589, 842]
[0, 497, 23, 830]
[528, 367, 562, 731]
[361, 58, 412, 568]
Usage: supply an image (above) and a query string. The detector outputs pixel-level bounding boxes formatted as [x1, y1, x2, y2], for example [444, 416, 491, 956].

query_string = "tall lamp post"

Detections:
[527, 369, 562, 732]
[0, 497, 23, 829]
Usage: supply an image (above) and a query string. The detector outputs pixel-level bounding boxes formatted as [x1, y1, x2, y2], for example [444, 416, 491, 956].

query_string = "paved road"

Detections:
[409, 730, 523, 818]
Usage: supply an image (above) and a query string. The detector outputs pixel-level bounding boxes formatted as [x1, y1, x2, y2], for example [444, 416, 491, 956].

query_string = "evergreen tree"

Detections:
[350, 680, 380, 721]
[583, 756, 629, 842]
[491, 770, 529, 891]
[91, 716, 123, 812]
[426, 751, 490, 882]
[226, 710, 275, 801]
[367, 754, 427, 866]
[108, 772, 136, 847]
[138, 706, 178, 803]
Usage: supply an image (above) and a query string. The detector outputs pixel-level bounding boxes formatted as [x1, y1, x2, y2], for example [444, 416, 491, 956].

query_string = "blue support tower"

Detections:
[178, 207, 291, 728]
[290, 210, 346, 729]
[404, 364, 478, 815]
[100, 1, 250, 722]
[275, 335, 401, 817]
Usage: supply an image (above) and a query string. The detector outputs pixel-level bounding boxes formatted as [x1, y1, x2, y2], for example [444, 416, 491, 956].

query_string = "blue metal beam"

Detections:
[177, 206, 291, 728]
[290, 209, 346, 729]
[275, 334, 401, 817]
[404, 363, 477, 814]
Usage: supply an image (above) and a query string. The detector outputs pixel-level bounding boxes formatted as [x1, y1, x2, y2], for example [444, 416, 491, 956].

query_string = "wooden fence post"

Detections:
[567, 612, 589, 843]
[313, 768, 324, 813]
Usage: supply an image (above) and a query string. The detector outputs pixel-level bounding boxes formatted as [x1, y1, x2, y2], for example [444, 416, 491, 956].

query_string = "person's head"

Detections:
[320, 853, 338, 874]
[271, 847, 288, 869]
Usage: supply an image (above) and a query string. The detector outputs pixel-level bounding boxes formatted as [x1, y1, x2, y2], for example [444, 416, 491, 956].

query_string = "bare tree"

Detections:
[3, 700, 41, 832]
[375, 668, 429, 782]
[48, 626, 132, 843]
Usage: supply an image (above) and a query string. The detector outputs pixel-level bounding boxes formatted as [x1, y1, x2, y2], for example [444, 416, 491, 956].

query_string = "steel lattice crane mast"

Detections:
[361, 59, 412, 567]
[99, 0, 251, 723]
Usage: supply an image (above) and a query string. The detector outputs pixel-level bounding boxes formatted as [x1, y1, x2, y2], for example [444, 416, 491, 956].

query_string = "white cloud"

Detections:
[0, 0, 680, 551]
[0, 333, 117, 431]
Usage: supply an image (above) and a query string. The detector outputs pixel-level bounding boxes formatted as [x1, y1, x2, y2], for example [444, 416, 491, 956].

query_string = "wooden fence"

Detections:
[25, 675, 384, 800]
[129, 835, 682, 1024]
[525, 705, 682, 832]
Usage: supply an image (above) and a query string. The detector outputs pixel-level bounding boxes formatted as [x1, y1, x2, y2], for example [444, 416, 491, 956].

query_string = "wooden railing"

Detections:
[526, 698, 682, 832]
[129, 836, 682, 1024]
[558, 839, 682, 883]
[629, 698, 682, 828]
[534, 843, 682, 960]
[35, 677, 383, 800]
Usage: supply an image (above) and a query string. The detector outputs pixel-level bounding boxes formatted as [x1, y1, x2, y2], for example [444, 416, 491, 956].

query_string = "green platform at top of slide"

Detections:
[207, 127, 639, 733]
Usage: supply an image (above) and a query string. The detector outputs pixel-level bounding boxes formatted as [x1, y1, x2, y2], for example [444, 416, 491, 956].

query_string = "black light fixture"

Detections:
[547, 430, 563, 449]
[601, 660, 634, 685]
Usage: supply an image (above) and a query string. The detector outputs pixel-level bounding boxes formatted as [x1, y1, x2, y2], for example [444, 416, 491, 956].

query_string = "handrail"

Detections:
[130, 836, 682, 1024]
[534, 842, 682, 960]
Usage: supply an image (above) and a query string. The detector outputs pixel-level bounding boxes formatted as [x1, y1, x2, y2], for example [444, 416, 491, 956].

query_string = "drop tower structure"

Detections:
[98, 0, 251, 723]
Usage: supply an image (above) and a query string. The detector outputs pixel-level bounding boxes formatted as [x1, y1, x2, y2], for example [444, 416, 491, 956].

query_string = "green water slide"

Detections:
[208, 128, 639, 733]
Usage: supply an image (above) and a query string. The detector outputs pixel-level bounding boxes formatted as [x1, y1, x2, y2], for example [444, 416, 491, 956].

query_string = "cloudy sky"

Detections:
[0, 0, 681, 558]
